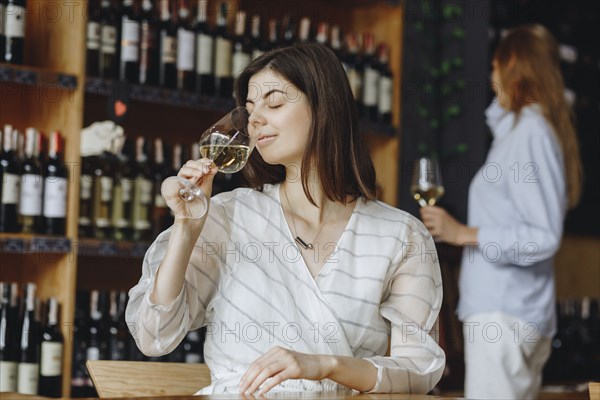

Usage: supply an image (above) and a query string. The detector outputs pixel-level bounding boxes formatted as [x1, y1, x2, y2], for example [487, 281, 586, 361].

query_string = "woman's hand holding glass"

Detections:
[161, 107, 260, 219]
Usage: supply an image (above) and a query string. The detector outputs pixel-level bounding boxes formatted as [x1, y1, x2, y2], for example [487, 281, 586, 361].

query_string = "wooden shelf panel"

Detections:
[0, 234, 71, 254]
[76, 238, 150, 259]
[0, 63, 78, 89]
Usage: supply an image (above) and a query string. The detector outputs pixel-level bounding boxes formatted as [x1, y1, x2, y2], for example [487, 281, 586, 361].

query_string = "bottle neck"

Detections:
[47, 298, 58, 326]
[196, 0, 207, 23]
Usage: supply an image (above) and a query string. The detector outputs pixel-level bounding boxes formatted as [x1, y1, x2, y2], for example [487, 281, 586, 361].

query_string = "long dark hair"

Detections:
[495, 24, 582, 208]
[235, 43, 376, 204]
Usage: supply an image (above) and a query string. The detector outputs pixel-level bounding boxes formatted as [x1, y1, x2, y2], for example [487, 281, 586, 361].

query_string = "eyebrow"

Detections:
[245, 89, 285, 104]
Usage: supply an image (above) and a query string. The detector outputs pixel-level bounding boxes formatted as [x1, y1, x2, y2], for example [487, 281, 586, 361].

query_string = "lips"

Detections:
[257, 133, 277, 144]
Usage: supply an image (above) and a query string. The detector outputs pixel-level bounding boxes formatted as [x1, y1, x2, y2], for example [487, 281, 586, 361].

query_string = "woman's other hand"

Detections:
[420, 206, 478, 246]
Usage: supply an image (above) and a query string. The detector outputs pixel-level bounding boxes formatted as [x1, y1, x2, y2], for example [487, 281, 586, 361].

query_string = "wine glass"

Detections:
[410, 157, 445, 207]
[162, 107, 259, 219]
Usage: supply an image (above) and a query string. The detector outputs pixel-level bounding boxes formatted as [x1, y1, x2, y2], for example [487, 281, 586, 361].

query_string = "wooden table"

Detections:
[0, 393, 463, 400]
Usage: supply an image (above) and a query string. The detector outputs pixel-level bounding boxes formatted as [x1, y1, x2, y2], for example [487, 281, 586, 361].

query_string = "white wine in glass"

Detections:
[161, 107, 259, 219]
[410, 157, 445, 207]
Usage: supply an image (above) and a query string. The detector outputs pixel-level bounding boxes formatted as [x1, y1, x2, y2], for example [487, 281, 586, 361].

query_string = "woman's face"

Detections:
[246, 68, 312, 168]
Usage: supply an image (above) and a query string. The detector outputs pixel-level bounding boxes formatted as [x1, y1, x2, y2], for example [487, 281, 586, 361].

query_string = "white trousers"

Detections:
[462, 312, 552, 400]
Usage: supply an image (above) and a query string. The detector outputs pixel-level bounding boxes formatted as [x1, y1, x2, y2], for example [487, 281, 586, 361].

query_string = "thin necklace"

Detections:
[282, 185, 327, 251]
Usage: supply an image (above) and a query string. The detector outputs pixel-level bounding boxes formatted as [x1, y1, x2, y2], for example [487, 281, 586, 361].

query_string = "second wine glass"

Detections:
[162, 107, 260, 219]
[410, 157, 445, 207]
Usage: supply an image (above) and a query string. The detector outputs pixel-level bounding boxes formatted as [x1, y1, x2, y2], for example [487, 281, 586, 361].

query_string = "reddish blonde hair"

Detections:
[495, 24, 582, 208]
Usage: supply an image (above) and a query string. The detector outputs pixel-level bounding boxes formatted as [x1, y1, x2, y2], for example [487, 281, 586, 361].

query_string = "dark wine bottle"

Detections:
[111, 137, 135, 241]
[250, 15, 267, 60]
[231, 10, 251, 81]
[158, 0, 178, 89]
[92, 151, 115, 239]
[4, 0, 26, 65]
[139, 0, 159, 86]
[19, 128, 43, 234]
[329, 25, 342, 59]
[43, 131, 68, 235]
[194, 0, 214, 96]
[107, 291, 128, 360]
[0, 282, 19, 392]
[1, 125, 21, 233]
[70, 291, 89, 397]
[377, 43, 393, 124]
[151, 138, 172, 237]
[99, 0, 119, 79]
[281, 15, 296, 47]
[183, 330, 202, 363]
[86, 290, 106, 363]
[17, 283, 40, 395]
[266, 19, 279, 51]
[78, 156, 94, 238]
[176, 0, 195, 92]
[362, 33, 380, 122]
[38, 298, 63, 398]
[343, 32, 364, 117]
[86, 0, 102, 77]
[119, 0, 141, 83]
[214, 2, 233, 98]
[131, 137, 153, 242]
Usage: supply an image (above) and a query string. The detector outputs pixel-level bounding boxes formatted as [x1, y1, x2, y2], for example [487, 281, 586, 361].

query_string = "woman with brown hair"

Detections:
[420, 24, 582, 399]
[126, 43, 444, 395]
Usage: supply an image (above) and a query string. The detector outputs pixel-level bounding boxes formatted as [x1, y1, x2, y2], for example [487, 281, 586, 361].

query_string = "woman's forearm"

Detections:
[150, 218, 204, 306]
[324, 355, 378, 392]
[456, 225, 479, 246]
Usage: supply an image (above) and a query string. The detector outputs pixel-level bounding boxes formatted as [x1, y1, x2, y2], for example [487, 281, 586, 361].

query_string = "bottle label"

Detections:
[139, 179, 153, 205]
[17, 362, 39, 395]
[214, 38, 232, 78]
[196, 34, 214, 74]
[363, 67, 379, 106]
[177, 28, 195, 71]
[121, 179, 133, 202]
[347, 68, 363, 101]
[5, 5, 25, 38]
[43, 177, 68, 218]
[100, 176, 113, 202]
[101, 26, 117, 55]
[80, 175, 92, 200]
[87, 22, 101, 50]
[19, 174, 43, 216]
[40, 341, 63, 376]
[121, 18, 140, 62]
[0, 361, 17, 392]
[161, 35, 177, 64]
[378, 76, 393, 114]
[1, 173, 19, 204]
[232, 51, 251, 78]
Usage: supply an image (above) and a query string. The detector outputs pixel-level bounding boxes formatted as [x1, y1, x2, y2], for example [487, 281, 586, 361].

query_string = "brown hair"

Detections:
[234, 43, 376, 204]
[495, 24, 582, 208]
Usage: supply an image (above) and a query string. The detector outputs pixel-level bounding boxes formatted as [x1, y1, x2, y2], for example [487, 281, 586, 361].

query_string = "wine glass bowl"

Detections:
[162, 107, 259, 219]
[410, 157, 445, 207]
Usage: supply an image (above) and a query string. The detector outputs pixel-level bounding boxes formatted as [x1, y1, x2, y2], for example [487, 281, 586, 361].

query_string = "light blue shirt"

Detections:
[457, 100, 567, 338]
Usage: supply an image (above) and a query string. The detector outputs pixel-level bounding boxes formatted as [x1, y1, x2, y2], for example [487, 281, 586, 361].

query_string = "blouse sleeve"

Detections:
[125, 198, 231, 357]
[364, 225, 445, 393]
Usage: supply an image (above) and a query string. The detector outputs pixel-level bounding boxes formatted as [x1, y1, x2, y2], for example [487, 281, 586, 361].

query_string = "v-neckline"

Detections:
[275, 184, 360, 284]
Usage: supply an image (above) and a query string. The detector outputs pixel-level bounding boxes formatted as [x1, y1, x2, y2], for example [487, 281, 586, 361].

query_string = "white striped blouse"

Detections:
[125, 183, 445, 394]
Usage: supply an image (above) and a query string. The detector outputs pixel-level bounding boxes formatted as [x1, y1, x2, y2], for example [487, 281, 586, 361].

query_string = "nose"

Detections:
[248, 106, 265, 127]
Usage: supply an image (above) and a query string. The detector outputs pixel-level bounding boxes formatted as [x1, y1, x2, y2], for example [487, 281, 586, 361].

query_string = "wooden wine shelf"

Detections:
[76, 238, 151, 258]
[0, 233, 71, 254]
[0, 63, 78, 89]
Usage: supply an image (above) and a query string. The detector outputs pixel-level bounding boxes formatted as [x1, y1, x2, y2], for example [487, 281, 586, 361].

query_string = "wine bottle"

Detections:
[70, 291, 89, 397]
[266, 19, 279, 51]
[0, 125, 20, 233]
[139, 0, 159, 86]
[231, 11, 251, 81]
[343, 33, 364, 117]
[86, 290, 106, 363]
[119, 0, 141, 83]
[111, 137, 134, 241]
[0, 282, 19, 392]
[107, 291, 128, 360]
[194, 0, 215, 96]
[131, 137, 153, 242]
[183, 330, 202, 363]
[315, 22, 329, 47]
[362, 33, 380, 122]
[78, 156, 94, 238]
[158, 0, 177, 89]
[86, 0, 102, 77]
[250, 15, 267, 60]
[377, 43, 393, 124]
[43, 131, 68, 235]
[4, 0, 26, 65]
[151, 138, 172, 237]
[91, 151, 115, 239]
[176, 0, 196, 92]
[99, 0, 118, 79]
[171, 143, 183, 175]
[214, 2, 233, 98]
[329, 25, 342, 59]
[38, 298, 63, 398]
[17, 283, 40, 395]
[19, 128, 43, 234]
[281, 15, 296, 47]
[0, 0, 6, 62]
[297, 17, 311, 43]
